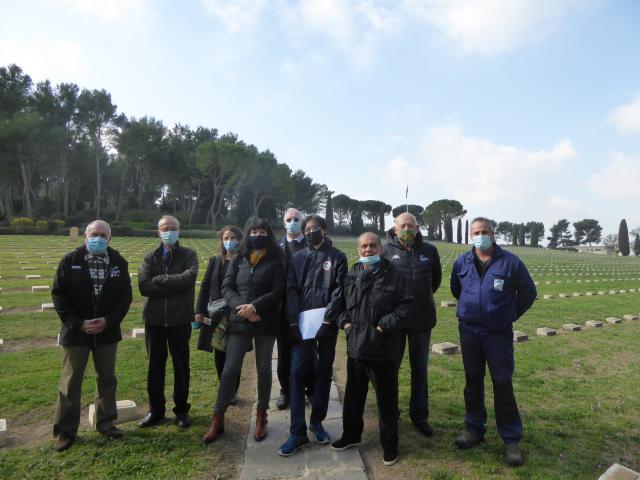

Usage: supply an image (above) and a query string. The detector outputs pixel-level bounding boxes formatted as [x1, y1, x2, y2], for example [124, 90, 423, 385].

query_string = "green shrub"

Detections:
[11, 217, 34, 228]
[35, 220, 48, 232]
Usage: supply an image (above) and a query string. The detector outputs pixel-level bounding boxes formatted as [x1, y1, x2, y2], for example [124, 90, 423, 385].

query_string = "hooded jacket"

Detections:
[138, 241, 199, 326]
[286, 237, 348, 332]
[450, 243, 537, 332]
[52, 245, 132, 347]
[382, 228, 442, 331]
[338, 258, 412, 362]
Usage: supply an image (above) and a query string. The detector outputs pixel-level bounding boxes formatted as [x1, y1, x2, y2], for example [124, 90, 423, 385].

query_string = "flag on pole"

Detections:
[405, 185, 408, 199]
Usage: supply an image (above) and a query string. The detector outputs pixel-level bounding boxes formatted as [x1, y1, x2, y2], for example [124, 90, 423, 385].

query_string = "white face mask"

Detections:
[472, 235, 492, 251]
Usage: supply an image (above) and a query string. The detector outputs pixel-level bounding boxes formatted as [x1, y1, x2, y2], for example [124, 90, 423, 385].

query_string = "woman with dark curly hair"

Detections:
[203, 217, 285, 444]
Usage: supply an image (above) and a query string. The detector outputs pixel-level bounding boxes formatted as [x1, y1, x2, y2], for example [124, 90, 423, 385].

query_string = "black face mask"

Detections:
[305, 229, 324, 247]
[249, 235, 269, 250]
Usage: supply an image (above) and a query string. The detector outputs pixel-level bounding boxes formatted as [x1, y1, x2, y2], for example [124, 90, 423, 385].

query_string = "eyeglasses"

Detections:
[285, 218, 300, 223]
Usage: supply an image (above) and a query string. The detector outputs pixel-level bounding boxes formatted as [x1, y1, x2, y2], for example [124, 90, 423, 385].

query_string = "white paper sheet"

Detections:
[299, 307, 327, 340]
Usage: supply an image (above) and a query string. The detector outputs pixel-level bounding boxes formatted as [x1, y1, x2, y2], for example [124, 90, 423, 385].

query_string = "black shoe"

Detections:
[454, 430, 484, 449]
[175, 414, 193, 429]
[383, 449, 399, 466]
[276, 392, 289, 410]
[100, 426, 124, 439]
[138, 412, 165, 428]
[330, 436, 361, 451]
[411, 419, 434, 438]
[505, 442, 524, 466]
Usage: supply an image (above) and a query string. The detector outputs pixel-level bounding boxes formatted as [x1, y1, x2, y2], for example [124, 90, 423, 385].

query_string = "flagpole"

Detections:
[405, 185, 409, 213]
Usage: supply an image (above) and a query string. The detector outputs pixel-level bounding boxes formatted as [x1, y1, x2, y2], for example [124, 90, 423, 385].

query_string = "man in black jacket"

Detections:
[275, 208, 309, 410]
[138, 215, 198, 429]
[278, 215, 348, 456]
[382, 212, 442, 437]
[331, 232, 411, 467]
[52, 220, 133, 452]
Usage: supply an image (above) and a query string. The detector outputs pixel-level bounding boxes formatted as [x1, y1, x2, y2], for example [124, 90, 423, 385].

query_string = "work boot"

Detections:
[505, 442, 524, 466]
[202, 411, 225, 444]
[454, 430, 484, 449]
[254, 408, 268, 442]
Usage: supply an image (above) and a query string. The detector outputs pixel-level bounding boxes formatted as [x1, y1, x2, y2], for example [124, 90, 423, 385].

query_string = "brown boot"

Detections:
[254, 408, 268, 442]
[202, 412, 225, 444]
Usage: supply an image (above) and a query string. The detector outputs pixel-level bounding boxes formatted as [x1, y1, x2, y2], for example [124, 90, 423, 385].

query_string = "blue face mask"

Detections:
[286, 218, 302, 235]
[160, 230, 179, 246]
[224, 239, 239, 252]
[359, 254, 381, 266]
[473, 235, 493, 252]
[86, 236, 108, 255]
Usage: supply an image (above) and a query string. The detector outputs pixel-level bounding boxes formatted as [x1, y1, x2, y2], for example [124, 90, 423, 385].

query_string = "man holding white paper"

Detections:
[278, 215, 348, 457]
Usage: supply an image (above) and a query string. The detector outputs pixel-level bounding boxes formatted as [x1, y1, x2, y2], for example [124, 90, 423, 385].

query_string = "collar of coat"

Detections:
[153, 241, 181, 258]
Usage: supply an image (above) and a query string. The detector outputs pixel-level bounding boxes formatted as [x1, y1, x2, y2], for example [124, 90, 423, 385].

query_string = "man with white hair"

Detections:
[52, 220, 133, 451]
[138, 215, 199, 429]
[382, 212, 442, 437]
[275, 208, 314, 410]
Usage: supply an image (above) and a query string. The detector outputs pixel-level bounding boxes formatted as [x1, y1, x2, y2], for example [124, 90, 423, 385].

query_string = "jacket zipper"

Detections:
[163, 254, 169, 326]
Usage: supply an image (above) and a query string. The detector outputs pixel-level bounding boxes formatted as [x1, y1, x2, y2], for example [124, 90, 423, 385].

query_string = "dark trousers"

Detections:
[342, 357, 399, 454]
[214, 349, 240, 395]
[277, 315, 316, 397]
[459, 324, 522, 443]
[145, 324, 191, 416]
[395, 328, 432, 423]
[290, 334, 337, 437]
[53, 342, 118, 438]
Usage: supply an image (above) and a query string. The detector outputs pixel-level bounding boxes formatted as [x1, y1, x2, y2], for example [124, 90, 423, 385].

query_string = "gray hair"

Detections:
[394, 212, 418, 227]
[283, 208, 302, 220]
[471, 217, 494, 233]
[85, 220, 111, 237]
[158, 215, 180, 229]
[358, 231, 382, 247]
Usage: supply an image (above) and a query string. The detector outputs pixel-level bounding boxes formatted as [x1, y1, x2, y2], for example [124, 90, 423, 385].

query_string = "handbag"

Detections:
[211, 314, 229, 352]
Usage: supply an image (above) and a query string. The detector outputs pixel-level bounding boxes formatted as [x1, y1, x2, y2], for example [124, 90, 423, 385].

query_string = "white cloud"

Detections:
[588, 152, 640, 199]
[199, 0, 269, 33]
[403, 0, 595, 56]
[53, 0, 152, 24]
[384, 156, 424, 188]
[607, 95, 640, 134]
[548, 195, 581, 211]
[415, 123, 576, 206]
[0, 38, 82, 81]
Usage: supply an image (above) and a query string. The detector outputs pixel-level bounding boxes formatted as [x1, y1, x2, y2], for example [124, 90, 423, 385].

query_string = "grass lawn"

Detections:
[1, 235, 640, 479]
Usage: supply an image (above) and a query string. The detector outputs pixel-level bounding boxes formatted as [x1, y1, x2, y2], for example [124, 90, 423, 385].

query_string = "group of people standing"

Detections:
[50, 210, 536, 468]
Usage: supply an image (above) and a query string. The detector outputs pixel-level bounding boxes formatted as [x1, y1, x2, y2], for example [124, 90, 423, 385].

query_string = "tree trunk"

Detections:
[115, 162, 130, 221]
[95, 132, 102, 218]
[18, 152, 33, 218]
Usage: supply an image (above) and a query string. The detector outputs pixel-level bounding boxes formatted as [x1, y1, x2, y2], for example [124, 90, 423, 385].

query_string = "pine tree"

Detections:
[619, 219, 630, 256]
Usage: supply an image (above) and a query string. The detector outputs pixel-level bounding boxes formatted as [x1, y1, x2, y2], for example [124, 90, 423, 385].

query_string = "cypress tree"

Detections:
[518, 223, 526, 246]
[465, 219, 469, 244]
[634, 233, 640, 256]
[512, 224, 518, 246]
[325, 191, 334, 232]
[619, 219, 630, 256]
[456, 218, 462, 244]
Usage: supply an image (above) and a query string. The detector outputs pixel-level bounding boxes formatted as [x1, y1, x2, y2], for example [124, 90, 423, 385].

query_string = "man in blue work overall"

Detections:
[450, 217, 536, 466]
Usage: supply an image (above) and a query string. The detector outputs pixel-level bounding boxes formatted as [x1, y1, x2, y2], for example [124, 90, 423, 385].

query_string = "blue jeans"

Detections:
[459, 324, 522, 443]
[395, 329, 432, 424]
[289, 334, 337, 437]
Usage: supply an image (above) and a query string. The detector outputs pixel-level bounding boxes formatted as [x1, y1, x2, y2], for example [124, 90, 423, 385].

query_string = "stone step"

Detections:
[432, 342, 459, 354]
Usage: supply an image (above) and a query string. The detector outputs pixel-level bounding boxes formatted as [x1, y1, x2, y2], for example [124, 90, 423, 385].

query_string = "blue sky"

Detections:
[2, 0, 639, 239]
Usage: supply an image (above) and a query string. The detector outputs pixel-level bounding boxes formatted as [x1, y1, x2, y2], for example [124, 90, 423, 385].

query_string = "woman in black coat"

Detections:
[195, 225, 243, 403]
[203, 217, 285, 444]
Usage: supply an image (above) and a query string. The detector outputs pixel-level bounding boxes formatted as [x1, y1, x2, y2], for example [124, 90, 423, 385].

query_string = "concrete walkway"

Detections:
[240, 349, 368, 480]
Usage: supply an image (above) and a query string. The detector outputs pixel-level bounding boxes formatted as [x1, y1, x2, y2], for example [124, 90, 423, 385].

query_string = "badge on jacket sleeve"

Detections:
[494, 279, 504, 291]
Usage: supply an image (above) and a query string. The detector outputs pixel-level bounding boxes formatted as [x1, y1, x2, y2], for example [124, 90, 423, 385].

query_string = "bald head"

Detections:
[395, 212, 417, 230]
